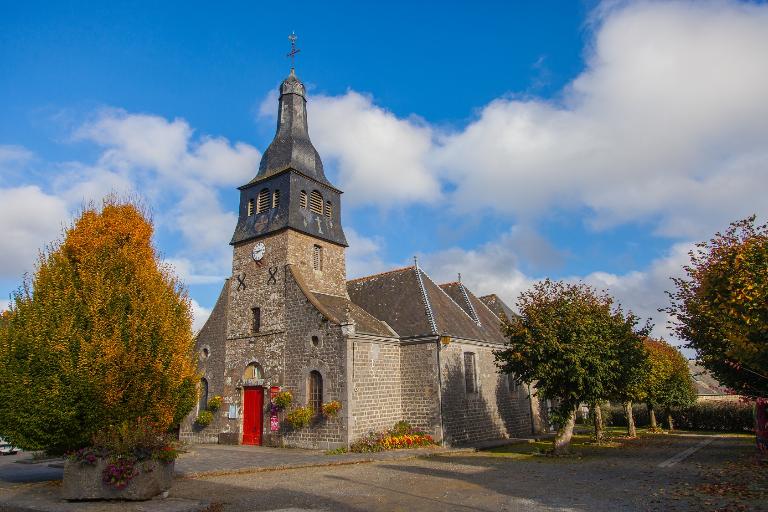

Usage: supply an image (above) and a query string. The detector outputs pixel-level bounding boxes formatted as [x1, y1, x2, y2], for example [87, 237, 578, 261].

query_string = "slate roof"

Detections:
[688, 361, 730, 397]
[479, 294, 518, 322]
[348, 267, 506, 344]
[440, 282, 508, 338]
[313, 292, 396, 337]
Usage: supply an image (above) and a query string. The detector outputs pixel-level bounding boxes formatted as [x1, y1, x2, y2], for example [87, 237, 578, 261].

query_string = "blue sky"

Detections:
[1, 0, 767, 341]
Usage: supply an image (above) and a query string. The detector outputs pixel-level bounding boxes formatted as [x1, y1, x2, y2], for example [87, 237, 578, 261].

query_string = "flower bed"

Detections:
[350, 422, 436, 453]
[62, 419, 181, 501]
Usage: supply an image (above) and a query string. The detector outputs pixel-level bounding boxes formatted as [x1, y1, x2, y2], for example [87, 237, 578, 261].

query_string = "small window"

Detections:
[508, 373, 518, 394]
[300, 190, 307, 208]
[272, 189, 280, 209]
[251, 307, 261, 333]
[309, 371, 323, 416]
[243, 362, 263, 381]
[201, 346, 210, 359]
[313, 244, 323, 271]
[257, 188, 270, 213]
[325, 201, 332, 218]
[199, 378, 209, 413]
[464, 352, 477, 394]
[311, 335, 320, 347]
[309, 190, 323, 215]
[247, 198, 254, 216]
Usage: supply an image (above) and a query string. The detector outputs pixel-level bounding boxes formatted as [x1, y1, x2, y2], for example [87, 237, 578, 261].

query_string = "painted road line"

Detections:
[657, 438, 715, 468]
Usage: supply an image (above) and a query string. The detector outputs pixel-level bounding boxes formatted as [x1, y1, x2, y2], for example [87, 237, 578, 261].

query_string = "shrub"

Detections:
[606, 401, 753, 432]
[207, 396, 223, 412]
[195, 410, 213, 428]
[391, 421, 413, 435]
[273, 391, 293, 410]
[0, 198, 197, 455]
[671, 401, 754, 432]
[284, 407, 313, 429]
[321, 400, 342, 418]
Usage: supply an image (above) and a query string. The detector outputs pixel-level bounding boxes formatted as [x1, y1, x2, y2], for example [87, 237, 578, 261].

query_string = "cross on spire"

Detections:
[287, 32, 300, 69]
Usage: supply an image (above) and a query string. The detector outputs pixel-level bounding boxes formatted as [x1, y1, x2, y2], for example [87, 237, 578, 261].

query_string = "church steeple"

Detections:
[231, 66, 347, 248]
[252, 69, 332, 187]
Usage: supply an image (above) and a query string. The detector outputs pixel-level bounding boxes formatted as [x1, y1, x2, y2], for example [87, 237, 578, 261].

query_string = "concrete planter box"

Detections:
[62, 458, 174, 501]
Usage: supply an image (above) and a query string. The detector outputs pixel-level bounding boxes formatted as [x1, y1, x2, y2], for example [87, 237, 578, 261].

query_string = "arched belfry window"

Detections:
[247, 199, 254, 216]
[309, 190, 323, 215]
[300, 190, 307, 208]
[325, 201, 332, 218]
[257, 188, 270, 213]
[272, 189, 280, 209]
[199, 378, 209, 413]
[308, 371, 323, 416]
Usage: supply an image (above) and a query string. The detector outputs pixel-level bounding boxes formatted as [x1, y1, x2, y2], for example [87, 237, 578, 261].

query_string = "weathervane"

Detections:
[287, 32, 300, 69]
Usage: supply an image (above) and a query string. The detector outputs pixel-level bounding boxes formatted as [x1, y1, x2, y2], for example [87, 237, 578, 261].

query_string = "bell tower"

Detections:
[227, 67, 349, 340]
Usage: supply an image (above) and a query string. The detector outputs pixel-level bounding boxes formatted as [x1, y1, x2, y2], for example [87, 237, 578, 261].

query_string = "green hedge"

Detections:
[606, 401, 754, 432]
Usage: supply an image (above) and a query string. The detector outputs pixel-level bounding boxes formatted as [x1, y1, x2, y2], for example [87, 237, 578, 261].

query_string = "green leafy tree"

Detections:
[0, 198, 198, 454]
[611, 330, 651, 438]
[665, 216, 768, 397]
[642, 339, 697, 430]
[495, 280, 649, 453]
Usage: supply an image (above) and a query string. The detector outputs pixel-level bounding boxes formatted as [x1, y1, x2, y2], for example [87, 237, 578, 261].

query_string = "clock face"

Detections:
[252, 242, 266, 262]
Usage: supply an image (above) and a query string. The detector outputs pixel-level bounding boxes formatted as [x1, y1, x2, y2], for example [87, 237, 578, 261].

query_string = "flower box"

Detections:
[62, 458, 174, 501]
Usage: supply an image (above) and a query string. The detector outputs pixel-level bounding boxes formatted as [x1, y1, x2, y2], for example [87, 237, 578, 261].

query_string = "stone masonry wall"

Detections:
[439, 342, 532, 446]
[350, 340, 402, 439]
[285, 230, 347, 298]
[400, 342, 442, 440]
[279, 268, 347, 449]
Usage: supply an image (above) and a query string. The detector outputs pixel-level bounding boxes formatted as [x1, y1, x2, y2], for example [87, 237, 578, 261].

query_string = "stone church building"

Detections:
[180, 69, 543, 448]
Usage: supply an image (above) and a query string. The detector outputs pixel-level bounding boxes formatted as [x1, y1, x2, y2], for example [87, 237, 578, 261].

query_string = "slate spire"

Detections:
[253, 69, 332, 186]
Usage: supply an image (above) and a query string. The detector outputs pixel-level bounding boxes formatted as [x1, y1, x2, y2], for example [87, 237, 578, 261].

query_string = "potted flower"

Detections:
[62, 419, 181, 501]
[207, 395, 223, 412]
[321, 400, 342, 419]
[273, 390, 293, 410]
[195, 410, 213, 428]
[284, 406, 313, 429]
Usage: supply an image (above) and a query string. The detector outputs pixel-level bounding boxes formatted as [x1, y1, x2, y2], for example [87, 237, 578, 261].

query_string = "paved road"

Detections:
[169, 434, 759, 512]
[0, 453, 62, 488]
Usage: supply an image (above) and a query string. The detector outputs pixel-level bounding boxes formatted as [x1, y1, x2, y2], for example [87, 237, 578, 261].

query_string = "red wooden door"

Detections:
[242, 387, 264, 445]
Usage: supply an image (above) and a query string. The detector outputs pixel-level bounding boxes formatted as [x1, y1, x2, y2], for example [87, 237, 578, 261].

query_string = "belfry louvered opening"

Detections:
[256, 188, 270, 213]
[272, 189, 280, 209]
[325, 201, 332, 218]
[300, 190, 307, 208]
[309, 190, 323, 215]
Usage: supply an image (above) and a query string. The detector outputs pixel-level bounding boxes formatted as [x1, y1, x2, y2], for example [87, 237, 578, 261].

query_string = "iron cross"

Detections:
[287, 32, 300, 67]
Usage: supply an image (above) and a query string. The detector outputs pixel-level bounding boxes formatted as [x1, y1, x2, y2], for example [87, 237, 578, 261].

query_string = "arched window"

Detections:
[243, 362, 264, 381]
[256, 188, 270, 213]
[308, 371, 323, 416]
[272, 189, 280, 209]
[247, 198, 254, 216]
[199, 378, 209, 412]
[309, 190, 323, 215]
[325, 201, 332, 218]
[300, 190, 307, 208]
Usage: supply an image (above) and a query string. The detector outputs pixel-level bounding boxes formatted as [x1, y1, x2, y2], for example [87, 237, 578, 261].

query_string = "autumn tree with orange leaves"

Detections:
[0, 199, 197, 454]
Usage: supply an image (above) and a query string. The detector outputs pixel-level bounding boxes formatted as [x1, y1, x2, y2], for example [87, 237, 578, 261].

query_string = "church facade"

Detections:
[180, 69, 543, 449]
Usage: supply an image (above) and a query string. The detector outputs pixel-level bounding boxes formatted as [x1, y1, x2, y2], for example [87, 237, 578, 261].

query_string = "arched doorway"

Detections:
[242, 363, 264, 445]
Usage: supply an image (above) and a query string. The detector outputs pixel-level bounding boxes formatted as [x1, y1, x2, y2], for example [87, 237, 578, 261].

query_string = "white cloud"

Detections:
[310, 92, 440, 207]
[190, 298, 212, 333]
[303, 1, 768, 238]
[0, 186, 69, 278]
[0, 145, 33, 166]
[345, 228, 391, 279]
[0, 299, 9, 312]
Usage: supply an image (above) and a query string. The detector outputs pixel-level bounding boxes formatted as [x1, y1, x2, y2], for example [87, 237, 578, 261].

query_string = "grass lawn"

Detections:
[481, 425, 754, 461]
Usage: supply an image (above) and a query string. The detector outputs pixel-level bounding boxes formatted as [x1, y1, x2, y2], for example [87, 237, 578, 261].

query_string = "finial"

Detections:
[458, 272, 462, 283]
[287, 31, 301, 70]
[413, 255, 419, 269]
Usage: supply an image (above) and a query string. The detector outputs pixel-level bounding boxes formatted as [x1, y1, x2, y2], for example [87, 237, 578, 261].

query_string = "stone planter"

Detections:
[62, 458, 174, 501]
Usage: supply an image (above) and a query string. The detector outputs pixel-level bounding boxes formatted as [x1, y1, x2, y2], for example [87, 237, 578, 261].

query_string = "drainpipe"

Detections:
[436, 336, 446, 445]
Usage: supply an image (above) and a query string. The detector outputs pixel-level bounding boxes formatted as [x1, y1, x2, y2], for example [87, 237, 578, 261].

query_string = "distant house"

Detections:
[688, 361, 741, 402]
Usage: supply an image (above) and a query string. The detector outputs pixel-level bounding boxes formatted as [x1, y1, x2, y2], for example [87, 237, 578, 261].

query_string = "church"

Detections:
[180, 68, 544, 449]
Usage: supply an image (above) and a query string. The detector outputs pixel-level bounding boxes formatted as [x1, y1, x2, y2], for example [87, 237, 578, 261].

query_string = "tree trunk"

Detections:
[648, 405, 658, 429]
[553, 407, 577, 455]
[666, 410, 675, 431]
[624, 401, 636, 438]
[592, 403, 604, 444]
